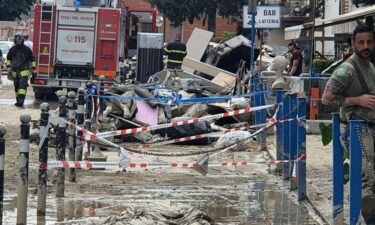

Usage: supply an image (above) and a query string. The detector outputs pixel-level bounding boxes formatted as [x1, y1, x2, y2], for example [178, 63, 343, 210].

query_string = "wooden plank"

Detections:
[182, 57, 236, 77]
[211, 72, 236, 88]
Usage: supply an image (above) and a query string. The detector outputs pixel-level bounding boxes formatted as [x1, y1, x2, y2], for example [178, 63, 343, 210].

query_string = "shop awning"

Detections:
[284, 25, 304, 40]
[317, 5, 375, 27]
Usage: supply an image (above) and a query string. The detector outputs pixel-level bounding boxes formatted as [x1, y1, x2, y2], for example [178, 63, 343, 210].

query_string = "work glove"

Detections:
[30, 70, 37, 84]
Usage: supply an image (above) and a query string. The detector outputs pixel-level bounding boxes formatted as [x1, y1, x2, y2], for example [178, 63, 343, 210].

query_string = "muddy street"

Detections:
[0, 75, 321, 224]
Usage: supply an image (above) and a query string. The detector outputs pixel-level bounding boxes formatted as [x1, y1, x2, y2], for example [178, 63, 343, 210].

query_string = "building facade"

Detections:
[124, 0, 237, 43]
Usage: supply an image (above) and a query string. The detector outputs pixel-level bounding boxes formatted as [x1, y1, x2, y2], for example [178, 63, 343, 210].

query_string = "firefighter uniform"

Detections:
[164, 38, 187, 69]
[6, 34, 36, 107]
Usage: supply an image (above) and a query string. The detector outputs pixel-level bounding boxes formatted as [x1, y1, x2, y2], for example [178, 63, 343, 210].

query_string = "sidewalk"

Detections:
[267, 133, 347, 225]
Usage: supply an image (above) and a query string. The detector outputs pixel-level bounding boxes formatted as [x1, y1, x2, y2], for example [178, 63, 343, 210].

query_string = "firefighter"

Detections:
[6, 34, 36, 107]
[164, 34, 187, 69]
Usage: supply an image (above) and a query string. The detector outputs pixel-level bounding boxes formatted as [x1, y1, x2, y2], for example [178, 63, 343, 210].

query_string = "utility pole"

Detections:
[248, 0, 257, 77]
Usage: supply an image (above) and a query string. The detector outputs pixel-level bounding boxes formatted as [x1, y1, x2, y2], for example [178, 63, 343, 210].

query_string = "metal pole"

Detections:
[349, 120, 364, 225]
[56, 96, 67, 197]
[85, 82, 94, 157]
[252, 76, 266, 150]
[92, 80, 99, 123]
[282, 94, 290, 180]
[99, 75, 106, 115]
[297, 97, 306, 201]
[289, 93, 298, 190]
[275, 90, 285, 172]
[0, 124, 6, 225]
[249, 3, 256, 77]
[37, 102, 50, 225]
[16, 114, 31, 225]
[258, 78, 267, 150]
[76, 87, 85, 162]
[332, 113, 344, 225]
[67, 91, 77, 182]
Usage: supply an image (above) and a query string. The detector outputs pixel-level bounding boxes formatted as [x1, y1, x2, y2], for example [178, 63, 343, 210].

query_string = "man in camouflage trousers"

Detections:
[322, 24, 375, 223]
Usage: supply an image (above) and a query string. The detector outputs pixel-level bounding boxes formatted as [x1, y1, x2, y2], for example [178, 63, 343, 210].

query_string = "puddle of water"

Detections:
[0, 99, 34, 107]
[2, 181, 319, 225]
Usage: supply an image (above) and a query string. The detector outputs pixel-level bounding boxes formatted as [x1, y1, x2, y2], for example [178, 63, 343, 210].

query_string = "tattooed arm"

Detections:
[322, 78, 375, 109]
[322, 79, 346, 107]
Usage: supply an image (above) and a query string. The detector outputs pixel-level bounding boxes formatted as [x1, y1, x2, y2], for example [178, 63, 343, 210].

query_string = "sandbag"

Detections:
[214, 130, 252, 149]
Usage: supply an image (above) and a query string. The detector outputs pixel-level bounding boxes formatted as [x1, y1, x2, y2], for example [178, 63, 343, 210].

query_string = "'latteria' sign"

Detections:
[243, 5, 281, 29]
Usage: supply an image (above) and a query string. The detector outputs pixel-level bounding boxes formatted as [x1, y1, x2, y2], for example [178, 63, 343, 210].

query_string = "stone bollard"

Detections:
[87, 77, 108, 162]
[16, 114, 31, 225]
[0, 124, 6, 225]
[67, 91, 77, 182]
[75, 87, 85, 162]
[37, 102, 50, 225]
[57, 96, 67, 197]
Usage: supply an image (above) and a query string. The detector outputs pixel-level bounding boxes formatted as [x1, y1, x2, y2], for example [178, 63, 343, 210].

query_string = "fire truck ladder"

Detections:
[37, 2, 54, 77]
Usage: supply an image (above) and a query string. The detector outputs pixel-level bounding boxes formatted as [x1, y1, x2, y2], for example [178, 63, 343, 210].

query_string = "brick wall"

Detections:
[0, 22, 26, 41]
[125, 0, 237, 43]
[125, 0, 152, 9]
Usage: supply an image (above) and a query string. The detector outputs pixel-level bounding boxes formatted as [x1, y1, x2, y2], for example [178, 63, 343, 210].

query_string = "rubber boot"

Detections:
[17, 94, 25, 107]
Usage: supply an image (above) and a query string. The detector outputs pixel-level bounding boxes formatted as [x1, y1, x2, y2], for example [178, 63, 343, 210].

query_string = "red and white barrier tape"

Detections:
[45, 160, 260, 170]
[76, 104, 276, 141]
[267, 155, 306, 165]
[139, 123, 266, 148]
[292, 161, 297, 181]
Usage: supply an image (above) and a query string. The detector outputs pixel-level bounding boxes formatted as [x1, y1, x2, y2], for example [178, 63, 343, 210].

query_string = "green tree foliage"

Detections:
[0, 0, 34, 21]
[148, 0, 244, 34]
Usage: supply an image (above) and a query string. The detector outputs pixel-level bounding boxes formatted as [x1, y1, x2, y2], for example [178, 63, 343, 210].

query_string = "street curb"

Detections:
[263, 147, 331, 225]
[305, 196, 331, 225]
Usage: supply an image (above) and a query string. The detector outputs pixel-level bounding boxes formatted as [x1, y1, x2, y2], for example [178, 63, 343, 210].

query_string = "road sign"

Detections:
[243, 5, 281, 29]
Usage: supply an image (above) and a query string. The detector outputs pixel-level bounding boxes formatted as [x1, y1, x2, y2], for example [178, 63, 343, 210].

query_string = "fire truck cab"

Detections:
[32, 0, 159, 99]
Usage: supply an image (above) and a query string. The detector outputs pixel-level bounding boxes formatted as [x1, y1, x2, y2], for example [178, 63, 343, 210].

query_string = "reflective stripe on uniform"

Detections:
[32, 61, 36, 67]
[18, 89, 27, 95]
[6, 60, 11, 66]
[12, 70, 30, 77]
[167, 59, 183, 64]
[20, 70, 30, 77]
[164, 49, 187, 54]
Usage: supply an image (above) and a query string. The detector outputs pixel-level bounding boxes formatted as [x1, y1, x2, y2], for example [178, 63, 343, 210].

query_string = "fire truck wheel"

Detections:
[34, 91, 45, 100]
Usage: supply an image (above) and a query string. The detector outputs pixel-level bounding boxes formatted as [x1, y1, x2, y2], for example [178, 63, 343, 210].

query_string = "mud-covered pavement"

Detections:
[0, 75, 323, 224]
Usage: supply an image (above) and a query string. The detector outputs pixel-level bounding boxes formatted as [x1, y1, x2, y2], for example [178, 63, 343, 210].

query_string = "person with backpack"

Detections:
[322, 24, 375, 224]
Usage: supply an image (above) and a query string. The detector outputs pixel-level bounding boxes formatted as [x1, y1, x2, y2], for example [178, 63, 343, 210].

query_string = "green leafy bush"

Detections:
[312, 59, 337, 73]
[223, 31, 236, 41]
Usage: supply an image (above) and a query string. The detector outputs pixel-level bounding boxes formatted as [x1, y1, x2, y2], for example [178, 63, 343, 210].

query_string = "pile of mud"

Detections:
[86, 203, 215, 225]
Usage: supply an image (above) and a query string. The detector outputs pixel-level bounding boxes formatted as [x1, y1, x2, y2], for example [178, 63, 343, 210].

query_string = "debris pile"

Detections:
[94, 29, 265, 147]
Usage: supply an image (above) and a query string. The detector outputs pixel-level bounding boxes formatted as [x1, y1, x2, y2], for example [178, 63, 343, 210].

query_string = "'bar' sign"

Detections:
[243, 5, 281, 29]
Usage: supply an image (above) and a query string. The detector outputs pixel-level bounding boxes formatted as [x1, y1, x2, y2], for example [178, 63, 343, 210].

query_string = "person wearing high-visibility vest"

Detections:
[164, 34, 187, 69]
[6, 34, 37, 107]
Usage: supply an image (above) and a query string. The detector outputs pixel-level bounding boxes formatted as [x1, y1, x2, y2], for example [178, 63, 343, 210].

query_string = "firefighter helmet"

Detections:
[14, 34, 24, 44]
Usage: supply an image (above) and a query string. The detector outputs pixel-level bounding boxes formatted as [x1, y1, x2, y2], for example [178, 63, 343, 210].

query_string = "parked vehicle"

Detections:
[31, 0, 159, 99]
[0, 41, 13, 70]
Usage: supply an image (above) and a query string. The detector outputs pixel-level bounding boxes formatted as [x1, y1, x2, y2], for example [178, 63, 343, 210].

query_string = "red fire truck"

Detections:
[31, 0, 159, 99]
